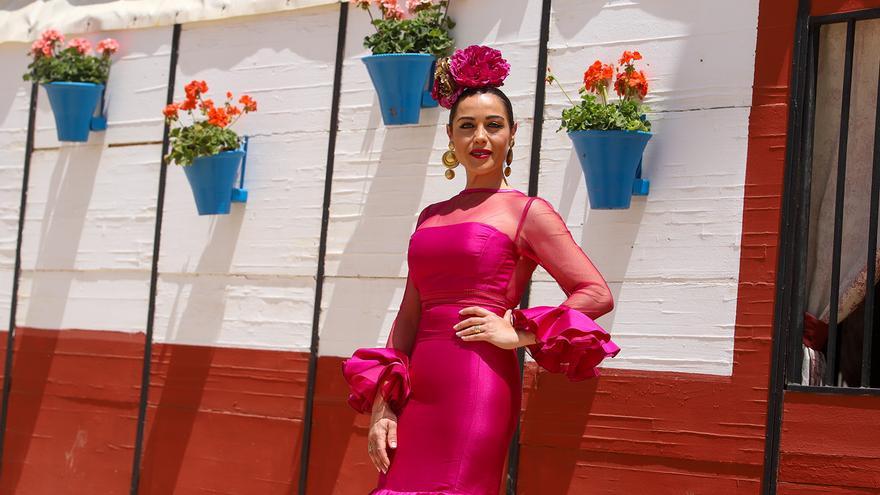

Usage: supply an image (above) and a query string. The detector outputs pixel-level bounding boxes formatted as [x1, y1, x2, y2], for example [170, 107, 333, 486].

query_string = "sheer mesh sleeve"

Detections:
[340, 206, 431, 414]
[512, 197, 620, 380]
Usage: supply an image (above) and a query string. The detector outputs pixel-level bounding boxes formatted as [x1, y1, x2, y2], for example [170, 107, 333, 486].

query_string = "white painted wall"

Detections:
[533, 0, 758, 375]
[153, 5, 339, 350]
[0, 42, 30, 342]
[17, 26, 171, 332]
[0, 0, 761, 376]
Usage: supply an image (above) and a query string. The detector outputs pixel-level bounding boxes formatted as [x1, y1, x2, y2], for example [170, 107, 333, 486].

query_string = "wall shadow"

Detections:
[138, 210, 244, 493]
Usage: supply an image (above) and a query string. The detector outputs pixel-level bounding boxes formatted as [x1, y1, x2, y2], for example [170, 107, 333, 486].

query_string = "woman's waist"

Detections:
[416, 302, 509, 340]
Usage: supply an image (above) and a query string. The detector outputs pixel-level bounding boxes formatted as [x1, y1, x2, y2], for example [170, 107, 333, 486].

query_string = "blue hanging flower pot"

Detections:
[568, 129, 652, 209]
[182, 139, 249, 216]
[42, 82, 106, 142]
[362, 53, 438, 125]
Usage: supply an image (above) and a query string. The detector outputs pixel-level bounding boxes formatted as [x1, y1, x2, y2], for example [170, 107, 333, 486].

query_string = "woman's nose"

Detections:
[473, 125, 488, 144]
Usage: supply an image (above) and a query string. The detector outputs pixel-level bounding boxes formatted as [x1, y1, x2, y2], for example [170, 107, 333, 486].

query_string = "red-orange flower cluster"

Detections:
[163, 80, 258, 129]
[614, 69, 648, 99]
[582, 60, 614, 94]
[239, 95, 257, 112]
[577, 50, 649, 102]
[163, 103, 179, 119]
[619, 50, 642, 66]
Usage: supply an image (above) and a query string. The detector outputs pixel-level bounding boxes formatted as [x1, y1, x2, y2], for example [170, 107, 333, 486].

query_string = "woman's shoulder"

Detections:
[519, 193, 558, 214]
[415, 199, 446, 225]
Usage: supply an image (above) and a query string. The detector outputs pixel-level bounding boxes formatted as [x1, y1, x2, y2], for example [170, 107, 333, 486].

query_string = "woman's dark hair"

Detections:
[448, 86, 514, 127]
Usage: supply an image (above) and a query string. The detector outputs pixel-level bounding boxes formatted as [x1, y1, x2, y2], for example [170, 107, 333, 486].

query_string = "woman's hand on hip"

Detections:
[368, 394, 397, 474]
[454, 307, 522, 350]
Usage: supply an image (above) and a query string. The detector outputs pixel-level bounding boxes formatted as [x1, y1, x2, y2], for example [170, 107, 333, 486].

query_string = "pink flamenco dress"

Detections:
[341, 188, 620, 495]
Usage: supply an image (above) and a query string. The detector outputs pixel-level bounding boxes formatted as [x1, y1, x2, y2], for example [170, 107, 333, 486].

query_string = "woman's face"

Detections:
[446, 93, 517, 182]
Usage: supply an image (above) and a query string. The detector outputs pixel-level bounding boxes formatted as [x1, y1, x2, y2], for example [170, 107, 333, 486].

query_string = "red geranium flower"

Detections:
[163, 103, 179, 119]
[179, 98, 196, 111]
[184, 80, 208, 100]
[583, 60, 614, 93]
[207, 106, 230, 127]
[614, 69, 648, 99]
[619, 50, 642, 66]
[239, 95, 257, 112]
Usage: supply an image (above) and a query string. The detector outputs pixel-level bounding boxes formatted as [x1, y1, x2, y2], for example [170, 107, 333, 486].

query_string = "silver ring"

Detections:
[474, 325, 482, 333]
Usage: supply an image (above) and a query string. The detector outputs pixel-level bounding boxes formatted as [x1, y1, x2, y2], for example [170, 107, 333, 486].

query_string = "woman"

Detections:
[342, 45, 619, 495]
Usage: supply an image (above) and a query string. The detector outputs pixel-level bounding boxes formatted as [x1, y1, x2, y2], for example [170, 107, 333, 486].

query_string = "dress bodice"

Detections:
[408, 221, 519, 311]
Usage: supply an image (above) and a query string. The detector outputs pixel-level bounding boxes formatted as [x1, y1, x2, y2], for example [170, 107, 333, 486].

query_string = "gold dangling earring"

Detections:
[442, 141, 458, 180]
[504, 139, 514, 177]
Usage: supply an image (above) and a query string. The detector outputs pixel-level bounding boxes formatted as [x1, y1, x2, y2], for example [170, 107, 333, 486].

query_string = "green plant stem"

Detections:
[555, 79, 576, 107]
[367, 7, 378, 32]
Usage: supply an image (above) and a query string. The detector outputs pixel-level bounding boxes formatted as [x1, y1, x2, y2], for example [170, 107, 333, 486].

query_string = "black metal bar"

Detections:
[129, 23, 180, 495]
[0, 81, 38, 473]
[763, 1, 812, 492]
[298, 3, 347, 494]
[824, 19, 856, 386]
[788, 16, 821, 388]
[810, 7, 880, 25]
[504, 1, 552, 493]
[862, 53, 880, 388]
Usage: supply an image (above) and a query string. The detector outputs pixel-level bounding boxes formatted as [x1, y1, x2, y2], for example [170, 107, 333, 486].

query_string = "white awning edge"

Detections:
[0, 0, 342, 44]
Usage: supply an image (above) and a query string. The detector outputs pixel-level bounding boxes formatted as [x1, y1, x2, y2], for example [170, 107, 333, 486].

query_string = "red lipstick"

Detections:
[470, 148, 491, 159]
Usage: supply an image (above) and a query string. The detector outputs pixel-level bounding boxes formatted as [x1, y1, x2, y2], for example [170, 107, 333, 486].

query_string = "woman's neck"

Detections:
[464, 176, 510, 190]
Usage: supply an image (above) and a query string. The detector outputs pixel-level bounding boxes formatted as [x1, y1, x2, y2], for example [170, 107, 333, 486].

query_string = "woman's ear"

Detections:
[511, 121, 518, 140]
[446, 124, 452, 141]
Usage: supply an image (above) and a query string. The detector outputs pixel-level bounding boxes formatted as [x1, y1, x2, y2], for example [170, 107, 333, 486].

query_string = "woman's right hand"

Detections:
[368, 394, 398, 474]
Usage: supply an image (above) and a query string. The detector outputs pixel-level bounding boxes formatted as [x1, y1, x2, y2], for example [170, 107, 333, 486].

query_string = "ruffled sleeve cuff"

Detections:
[512, 305, 620, 381]
[341, 347, 412, 414]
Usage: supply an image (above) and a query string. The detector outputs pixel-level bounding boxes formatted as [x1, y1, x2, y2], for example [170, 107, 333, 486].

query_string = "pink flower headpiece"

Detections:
[431, 45, 511, 109]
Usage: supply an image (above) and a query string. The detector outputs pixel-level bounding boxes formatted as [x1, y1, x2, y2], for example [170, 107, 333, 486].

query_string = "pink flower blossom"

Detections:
[30, 39, 50, 57]
[40, 29, 64, 47]
[448, 45, 510, 89]
[354, 0, 371, 8]
[67, 37, 91, 55]
[406, 0, 433, 12]
[383, 4, 406, 19]
[96, 38, 119, 55]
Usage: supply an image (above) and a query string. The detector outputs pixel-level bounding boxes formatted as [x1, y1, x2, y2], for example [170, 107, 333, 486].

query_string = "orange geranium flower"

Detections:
[239, 95, 257, 112]
[179, 98, 196, 111]
[184, 80, 208, 100]
[583, 60, 614, 93]
[614, 69, 648, 99]
[207, 106, 230, 127]
[163, 103, 179, 119]
[619, 50, 642, 66]
[199, 98, 215, 111]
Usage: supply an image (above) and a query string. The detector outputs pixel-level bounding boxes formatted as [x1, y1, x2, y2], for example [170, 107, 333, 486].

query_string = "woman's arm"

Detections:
[511, 197, 619, 380]
[341, 205, 433, 415]
[384, 274, 421, 355]
[519, 197, 613, 318]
